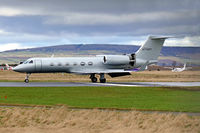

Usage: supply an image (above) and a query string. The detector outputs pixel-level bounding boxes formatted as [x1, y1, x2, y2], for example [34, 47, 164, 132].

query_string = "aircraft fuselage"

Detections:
[13, 56, 133, 73]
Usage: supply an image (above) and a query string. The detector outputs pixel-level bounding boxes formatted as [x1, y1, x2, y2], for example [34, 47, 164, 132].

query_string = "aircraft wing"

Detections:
[70, 69, 132, 77]
[71, 69, 132, 74]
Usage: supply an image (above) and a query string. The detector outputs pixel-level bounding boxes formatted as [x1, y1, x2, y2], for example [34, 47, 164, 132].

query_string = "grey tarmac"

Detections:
[0, 82, 200, 87]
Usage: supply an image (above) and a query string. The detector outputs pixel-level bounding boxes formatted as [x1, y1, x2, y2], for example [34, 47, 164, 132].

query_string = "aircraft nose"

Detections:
[13, 66, 22, 72]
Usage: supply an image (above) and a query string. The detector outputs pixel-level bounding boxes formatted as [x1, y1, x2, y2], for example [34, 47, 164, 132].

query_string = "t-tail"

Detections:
[183, 63, 187, 69]
[135, 36, 173, 68]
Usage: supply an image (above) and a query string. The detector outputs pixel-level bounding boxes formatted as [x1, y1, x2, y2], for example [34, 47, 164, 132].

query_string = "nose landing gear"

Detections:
[24, 73, 31, 83]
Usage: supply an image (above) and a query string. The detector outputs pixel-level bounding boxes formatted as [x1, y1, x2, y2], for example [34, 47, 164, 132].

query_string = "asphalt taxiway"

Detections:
[0, 82, 200, 87]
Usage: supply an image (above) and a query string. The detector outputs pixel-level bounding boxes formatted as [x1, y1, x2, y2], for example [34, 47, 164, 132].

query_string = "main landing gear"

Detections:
[24, 73, 31, 83]
[90, 73, 106, 83]
[90, 74, 97, 83]
[99, 73, 106, 83]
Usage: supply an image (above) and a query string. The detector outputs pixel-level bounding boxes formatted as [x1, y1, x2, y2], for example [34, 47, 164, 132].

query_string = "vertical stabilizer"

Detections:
[183, 63, 187, 70]
[136, 36, 171, 61]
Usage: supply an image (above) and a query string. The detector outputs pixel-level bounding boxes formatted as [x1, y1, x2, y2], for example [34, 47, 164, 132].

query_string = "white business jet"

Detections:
[13, 36, 173, 83]
[171, 63, 188, 72]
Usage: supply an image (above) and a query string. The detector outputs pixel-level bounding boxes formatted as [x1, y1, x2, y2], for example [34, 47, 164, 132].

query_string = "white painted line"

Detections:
[86, 83, 141, 87]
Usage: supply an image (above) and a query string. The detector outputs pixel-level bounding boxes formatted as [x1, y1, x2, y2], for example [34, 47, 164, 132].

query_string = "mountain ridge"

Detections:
[3, 44, 200, 55]
[0, 44, 199, 65]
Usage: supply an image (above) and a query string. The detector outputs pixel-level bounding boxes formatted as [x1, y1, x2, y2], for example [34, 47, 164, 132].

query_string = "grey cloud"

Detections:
[0, 0, 199, 47]
[0, 0, 200, 14]
[134, 24, 200, 36]
[43, 10, 200, 26]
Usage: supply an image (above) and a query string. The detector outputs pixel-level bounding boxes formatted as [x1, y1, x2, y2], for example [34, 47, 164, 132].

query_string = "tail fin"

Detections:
[136, 36, 172, 62]
[183, 63, 187, 69]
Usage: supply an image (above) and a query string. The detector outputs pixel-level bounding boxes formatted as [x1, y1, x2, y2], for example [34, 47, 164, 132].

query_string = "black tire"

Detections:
[91, 77, 97, 83]
[100, 78, 106, 83]
[24, 79, 29, 83]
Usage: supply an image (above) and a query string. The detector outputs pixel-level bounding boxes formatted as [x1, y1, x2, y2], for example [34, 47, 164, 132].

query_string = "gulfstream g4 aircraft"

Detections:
[13, 36, 172, 83]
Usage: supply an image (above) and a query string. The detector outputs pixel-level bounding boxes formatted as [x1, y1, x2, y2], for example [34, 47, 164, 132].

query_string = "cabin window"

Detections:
[29, 60, 33, 64]
[73, 63, 77, 66]
[88, 62, 93, 66]
[50, 63, 54, 66]
[80, 62, 85, 66]
[65, 63, 69, 66]
[58, 63, 62, 66]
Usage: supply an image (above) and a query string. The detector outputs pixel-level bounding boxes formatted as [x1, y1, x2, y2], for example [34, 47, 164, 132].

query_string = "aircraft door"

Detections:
[35, 60, 42, 72]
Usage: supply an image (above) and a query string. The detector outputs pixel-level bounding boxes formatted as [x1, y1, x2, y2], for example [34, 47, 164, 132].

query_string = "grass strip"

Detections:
[0, 86, 199, 112]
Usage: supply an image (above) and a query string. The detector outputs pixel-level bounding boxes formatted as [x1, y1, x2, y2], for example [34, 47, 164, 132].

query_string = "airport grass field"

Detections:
[0, 86, 200, 112]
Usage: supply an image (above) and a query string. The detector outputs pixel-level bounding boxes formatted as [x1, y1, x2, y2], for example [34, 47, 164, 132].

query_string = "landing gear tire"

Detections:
[100, 78, 106, 83]
[91, 77, 97, 83]
[24, 79, 29, 83]
[99, 73, 106, 83]
[24, 73, 31, 83]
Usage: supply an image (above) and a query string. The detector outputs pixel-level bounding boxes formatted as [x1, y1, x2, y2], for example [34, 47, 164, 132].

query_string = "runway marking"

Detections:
[0, 82, 199, 87]
[85, 83, 141, 87]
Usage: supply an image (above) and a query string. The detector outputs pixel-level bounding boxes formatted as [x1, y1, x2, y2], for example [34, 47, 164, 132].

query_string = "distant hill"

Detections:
[5, 44, 139, 54]
[0, 44, 200, 66]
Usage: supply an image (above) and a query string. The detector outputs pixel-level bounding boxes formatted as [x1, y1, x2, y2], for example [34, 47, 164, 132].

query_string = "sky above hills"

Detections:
[0, 0, 200, 51]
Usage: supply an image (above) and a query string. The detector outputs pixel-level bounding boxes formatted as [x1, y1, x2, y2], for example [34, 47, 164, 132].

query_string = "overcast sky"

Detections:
[0, 0, 200, 51]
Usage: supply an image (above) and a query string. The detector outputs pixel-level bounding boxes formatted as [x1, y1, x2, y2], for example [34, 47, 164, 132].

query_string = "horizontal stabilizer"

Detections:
[150, 36, 175, 40]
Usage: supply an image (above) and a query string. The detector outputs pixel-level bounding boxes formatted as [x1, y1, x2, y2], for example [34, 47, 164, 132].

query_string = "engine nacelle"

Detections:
[100, 55, 131, 65]
[134, 58, 146, 67]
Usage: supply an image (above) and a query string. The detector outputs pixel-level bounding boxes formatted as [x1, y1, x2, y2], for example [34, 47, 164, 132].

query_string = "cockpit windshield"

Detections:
[29, 60, 33, 64]
[23, 61, 28, 64]
[23, 60, 33, 64]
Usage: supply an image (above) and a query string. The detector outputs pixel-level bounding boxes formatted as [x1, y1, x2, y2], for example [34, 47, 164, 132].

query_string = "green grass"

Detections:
[0, 86, 200, 112]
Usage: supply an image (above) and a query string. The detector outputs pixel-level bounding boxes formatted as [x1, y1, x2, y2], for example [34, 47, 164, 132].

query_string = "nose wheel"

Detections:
[24, 73, 31, 83]
[24, 79, 29, 83]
